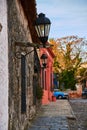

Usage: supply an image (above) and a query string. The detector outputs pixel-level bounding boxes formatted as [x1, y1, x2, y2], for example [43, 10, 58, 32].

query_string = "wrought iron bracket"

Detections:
[15, 41, 52, 48]
[15, 49, 35, 59]
[14, 42, 37, 59]
[14, 41, 52, 59]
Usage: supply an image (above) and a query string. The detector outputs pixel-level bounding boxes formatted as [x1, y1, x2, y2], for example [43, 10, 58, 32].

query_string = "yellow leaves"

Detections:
[49, 36, 84, 73]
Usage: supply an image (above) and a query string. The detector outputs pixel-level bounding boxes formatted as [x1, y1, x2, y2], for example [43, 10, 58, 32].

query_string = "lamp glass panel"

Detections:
[35, 26, 40, 37]
[44, 24, 50, 36]
[42, 58, 47, 64]
[35, 25, 45, 37]
[35, 24, 51, 38]
[39, 25, 44, 37]
[35, 25, 41, 37]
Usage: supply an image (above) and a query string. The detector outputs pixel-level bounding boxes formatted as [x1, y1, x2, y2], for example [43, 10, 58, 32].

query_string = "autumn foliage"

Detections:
[49, 36, 87, 90]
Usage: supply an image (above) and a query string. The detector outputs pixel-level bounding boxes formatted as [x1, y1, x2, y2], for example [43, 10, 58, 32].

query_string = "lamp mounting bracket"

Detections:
[14, 41, 52, 59]
[15, 42, 52, 48]
[15, 42, 40, 48]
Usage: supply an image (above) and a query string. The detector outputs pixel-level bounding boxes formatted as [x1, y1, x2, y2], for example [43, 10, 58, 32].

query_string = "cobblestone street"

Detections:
[69, 99, 87, 130]
[28, 99, 87, 130]
[28, 100, 75, 130]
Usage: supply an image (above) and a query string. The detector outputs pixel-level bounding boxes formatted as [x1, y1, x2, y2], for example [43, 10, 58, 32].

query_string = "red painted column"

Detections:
[40, 48, 54, 104]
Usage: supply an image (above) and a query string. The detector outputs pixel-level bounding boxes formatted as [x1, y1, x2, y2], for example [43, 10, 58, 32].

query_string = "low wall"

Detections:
[69, 90, 82, 99]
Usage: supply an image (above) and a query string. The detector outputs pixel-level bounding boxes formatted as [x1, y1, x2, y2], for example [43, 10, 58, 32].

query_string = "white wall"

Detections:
[0, 0, 8, 129]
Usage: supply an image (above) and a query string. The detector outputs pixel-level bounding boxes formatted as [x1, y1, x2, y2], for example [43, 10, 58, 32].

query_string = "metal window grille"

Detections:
[33, 75, 36, 105]
[21, 54, 26, 113]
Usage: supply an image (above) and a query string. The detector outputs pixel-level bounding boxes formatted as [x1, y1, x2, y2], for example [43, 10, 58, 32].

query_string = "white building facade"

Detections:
[0, 0, 8, 129]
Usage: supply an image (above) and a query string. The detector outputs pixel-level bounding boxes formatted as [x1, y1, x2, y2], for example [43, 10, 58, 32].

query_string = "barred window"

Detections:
[21, 54, 26, 113]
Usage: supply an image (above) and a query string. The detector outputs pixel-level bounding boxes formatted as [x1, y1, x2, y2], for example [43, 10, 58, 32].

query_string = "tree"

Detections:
[59, 69, 76, 90]
[49, 36, 87, 90]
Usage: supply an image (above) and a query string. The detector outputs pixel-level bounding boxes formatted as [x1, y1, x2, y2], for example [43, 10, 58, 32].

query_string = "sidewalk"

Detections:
[28, 100, 76, 130]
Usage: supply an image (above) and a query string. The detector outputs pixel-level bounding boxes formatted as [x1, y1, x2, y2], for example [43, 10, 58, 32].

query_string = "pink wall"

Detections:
[40, 48, 55, 104]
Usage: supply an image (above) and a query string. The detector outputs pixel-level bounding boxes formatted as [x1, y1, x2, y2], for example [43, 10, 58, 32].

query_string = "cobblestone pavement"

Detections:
[28, 100, 75, 130]
[69, 99, 87, 130]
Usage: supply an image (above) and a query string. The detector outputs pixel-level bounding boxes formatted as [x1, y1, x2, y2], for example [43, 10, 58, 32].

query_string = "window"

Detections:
[21, 54, 26, 113]
[45, 71, 47, 90]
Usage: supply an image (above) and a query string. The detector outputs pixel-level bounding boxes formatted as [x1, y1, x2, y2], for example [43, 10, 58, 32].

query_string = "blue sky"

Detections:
[36, 0, 87, 39]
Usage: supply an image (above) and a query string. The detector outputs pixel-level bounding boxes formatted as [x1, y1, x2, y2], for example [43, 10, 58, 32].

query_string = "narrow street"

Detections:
[69, 99, 87, 130]
[28, 99, 87, 130]
[28, 100, 75, 130]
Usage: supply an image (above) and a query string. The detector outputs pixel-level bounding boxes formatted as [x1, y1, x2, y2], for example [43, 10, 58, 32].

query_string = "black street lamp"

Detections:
[40, 53, 48, 68]
[34, 13, 51, 90]
[35, 13, 51, 47]
[15, 13, 51, 58]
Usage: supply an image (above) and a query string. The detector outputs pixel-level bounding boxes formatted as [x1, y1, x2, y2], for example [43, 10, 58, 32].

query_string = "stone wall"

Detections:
[0, 0, 8, 129]
[7, 0, 37, 129]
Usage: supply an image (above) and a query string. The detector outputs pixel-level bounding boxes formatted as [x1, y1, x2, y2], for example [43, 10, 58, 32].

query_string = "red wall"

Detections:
[40, 48, 54, 104]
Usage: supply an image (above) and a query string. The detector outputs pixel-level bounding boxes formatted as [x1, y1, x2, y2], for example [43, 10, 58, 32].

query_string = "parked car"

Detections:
[53, 90, 69, 99]
[82, 88, 87, 99]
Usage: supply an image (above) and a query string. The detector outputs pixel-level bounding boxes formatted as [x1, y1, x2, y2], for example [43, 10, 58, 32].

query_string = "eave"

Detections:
[20, 0, 40, 43]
